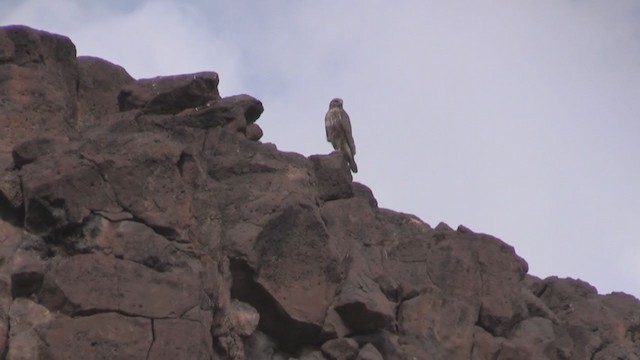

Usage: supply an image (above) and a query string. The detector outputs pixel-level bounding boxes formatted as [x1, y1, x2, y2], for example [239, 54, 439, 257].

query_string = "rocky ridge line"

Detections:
[0, 25, 639, 360]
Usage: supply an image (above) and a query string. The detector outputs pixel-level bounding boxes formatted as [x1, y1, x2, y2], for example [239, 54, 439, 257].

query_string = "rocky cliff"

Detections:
[0, 25, 638, 360]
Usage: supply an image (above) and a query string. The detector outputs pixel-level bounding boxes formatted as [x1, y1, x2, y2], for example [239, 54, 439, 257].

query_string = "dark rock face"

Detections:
[321, 337, 359, 360]
[117, 71, 220, 114]
[0, 25, 639, 360]
[0, 25, 78, 156]
[77, 56, 135, 126]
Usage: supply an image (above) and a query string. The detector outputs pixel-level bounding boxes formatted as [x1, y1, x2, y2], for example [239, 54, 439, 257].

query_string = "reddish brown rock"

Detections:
[40, 253, 200, 318]
[0, 169, 23, 226]
[229, 300, 260, 337]
[36, 313, 152, 359]
[76, 122, 201, 242]
[253, 206, 340, 324]
[10, 250, 44, 298]
[244, 331, 278, 359]
[351, 331, 405, 360]
[321, 307, 350, 339]
[99, 219, 195, 272]
[230, 203, 344, 350]
[321, 338, 359, 360]
[498, 316, 556, 359]
[471, 326, 504, 360]
[0, 219, 23, 356]
[148, 319, 213, 360]
[334, 266, 396, 333]
[355, 343, 383, 360]
[0, 25, 639, 360]
[309, 153, 354, 201]
[7, 298, 54, 359]
[118, 71, 220, 114]
[11, 136, 58, 169]
[300, 350, 328, 360]
[351, 182, 378, 208]
[171, 94, 265, 138]
[218, 94, 265, 130]
[20, 152, 121, 235]
[246, 123, 264, 141]
[0, 25, 78, 155]
[77, 56, 135, 127]
[399, 292, 477, 358]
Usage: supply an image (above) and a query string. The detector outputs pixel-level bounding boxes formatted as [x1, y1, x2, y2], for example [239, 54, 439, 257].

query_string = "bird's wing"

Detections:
[325, 111, 331, 140]
[340, 110, 356, 155]
[325, 109, 341, 139]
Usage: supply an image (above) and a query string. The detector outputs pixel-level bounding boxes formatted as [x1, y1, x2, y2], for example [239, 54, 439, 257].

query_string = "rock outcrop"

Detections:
[0, 25, 639, 360]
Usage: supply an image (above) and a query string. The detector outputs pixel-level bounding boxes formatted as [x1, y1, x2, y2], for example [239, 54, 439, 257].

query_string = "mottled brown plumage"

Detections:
[325, 98, 358, 173]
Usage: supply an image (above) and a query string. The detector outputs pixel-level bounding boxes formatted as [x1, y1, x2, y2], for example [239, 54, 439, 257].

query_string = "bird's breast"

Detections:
[325, 111, 339, 127]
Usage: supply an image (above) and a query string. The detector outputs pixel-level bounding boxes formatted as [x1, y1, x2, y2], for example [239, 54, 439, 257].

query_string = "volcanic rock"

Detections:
[0, 25, 639, 360]
[38, 313, 152, 359]
[7, 298, 54, 359]
[118, 71, 220, 114]
[355, 344, 383, 360]
[77, 56, 135, 126]
[0, 25, 78, 156]
[320, 337, 359, 360]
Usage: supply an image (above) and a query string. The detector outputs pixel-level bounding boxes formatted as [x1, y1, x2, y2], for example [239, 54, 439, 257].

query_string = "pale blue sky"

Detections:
[2, 0, 640, 298]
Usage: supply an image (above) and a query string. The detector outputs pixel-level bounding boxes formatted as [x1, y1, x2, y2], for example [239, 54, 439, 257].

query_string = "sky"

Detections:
[2, 0, 639, 298]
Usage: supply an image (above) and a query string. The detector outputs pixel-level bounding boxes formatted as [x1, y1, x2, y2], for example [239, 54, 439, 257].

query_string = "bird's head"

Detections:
[329, 98, 343, 109]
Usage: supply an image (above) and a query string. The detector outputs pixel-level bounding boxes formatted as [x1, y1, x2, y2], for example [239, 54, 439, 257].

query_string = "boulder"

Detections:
[40, 253, 200, 318]
[7, 298, 54, 359]
[37, 313, 152, 359]
[355, 343, 383, 360]
[118, 71, 220, 114]
[0, 25, 78, 154]
[309, 153, 354, 201]
[147, 319, 213, 360]
[77, 56, 135, 127]
[320, 338, 359, 360]
[334, 268, 396, 333]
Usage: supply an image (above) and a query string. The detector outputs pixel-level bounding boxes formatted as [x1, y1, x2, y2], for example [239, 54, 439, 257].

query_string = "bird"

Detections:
[325, 98, 358, 173]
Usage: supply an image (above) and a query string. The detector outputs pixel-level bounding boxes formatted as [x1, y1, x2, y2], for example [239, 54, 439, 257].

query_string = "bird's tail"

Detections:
[349, 156, 358, 173]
